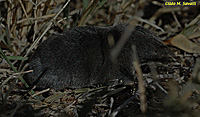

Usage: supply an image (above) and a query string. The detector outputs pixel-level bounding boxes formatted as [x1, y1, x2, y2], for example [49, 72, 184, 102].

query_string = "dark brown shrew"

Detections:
[24, 23, 172, 90]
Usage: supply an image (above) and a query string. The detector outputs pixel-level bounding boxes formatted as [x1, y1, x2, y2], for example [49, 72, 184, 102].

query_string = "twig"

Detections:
[132, 45, 147, 113]
[172, 11, 181, 28]
[19, 0, 31, 23]
[103, 86, 126, 98]
[111, 95, 136, 117]
[111, 23, 136, 62]
[25, 0, 71, 57]
[144, 6, 189, 28]
[149, 63, 168, 95]
[156, 82, 168, 95]
[0, 47, 37, 98]
[31, 88, 50, 97]
[134, 16, 164, 32]
[13, 70, 33, 76]
[16, 13, 56, 24]
[33, 0, 38, 42]
[28, 0, 48, 7]
[108, 97, 114, 116]
[188, 13, 200, 26]
[78, 0, 99, 26]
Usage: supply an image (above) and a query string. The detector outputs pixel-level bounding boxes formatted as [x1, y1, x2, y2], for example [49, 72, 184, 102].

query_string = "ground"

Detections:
[0, 0, 200, 116]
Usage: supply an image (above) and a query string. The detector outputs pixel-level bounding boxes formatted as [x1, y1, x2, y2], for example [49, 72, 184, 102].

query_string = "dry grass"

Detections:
[0, 0, 200, 116]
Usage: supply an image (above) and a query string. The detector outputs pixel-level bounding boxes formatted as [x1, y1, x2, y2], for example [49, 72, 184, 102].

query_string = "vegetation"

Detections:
[0, 0, 200, 116]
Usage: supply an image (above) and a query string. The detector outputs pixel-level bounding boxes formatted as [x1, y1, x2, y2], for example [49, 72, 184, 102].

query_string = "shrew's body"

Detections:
[24, 24, 171, 89]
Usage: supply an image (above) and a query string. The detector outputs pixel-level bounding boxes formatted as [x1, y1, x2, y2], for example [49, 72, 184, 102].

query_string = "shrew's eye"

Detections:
[154, 50, 158, 54]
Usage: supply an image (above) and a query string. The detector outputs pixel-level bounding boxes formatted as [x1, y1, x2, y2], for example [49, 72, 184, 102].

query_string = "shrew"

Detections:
[24, 23, 171, 90]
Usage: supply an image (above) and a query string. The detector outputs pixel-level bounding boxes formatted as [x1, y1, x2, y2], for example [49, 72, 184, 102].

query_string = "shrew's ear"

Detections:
[135, 26, 157, 38]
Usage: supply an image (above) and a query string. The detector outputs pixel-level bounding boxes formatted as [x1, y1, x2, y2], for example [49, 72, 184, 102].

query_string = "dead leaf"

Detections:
[44, 92, 65, 103]
[168, 34, 200, 53]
